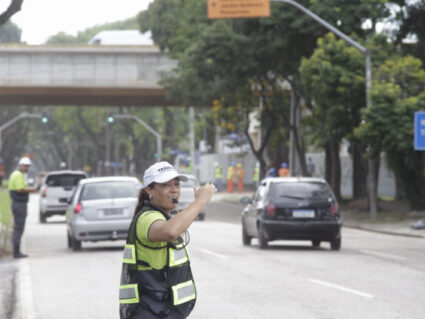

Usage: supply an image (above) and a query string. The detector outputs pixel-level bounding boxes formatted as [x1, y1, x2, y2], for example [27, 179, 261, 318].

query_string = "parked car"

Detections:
[39, 170, 88, 223]
[240, 177, 342, 250]
[171, 174, 205, 221]
[65, 176, 141, 251]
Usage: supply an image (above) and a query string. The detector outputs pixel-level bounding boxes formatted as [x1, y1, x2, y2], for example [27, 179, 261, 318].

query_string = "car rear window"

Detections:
[46, 174, 86, 187]
[80, 181, 139, 201]
[269, 182, 334, 199]
[180, 179, 198, 188]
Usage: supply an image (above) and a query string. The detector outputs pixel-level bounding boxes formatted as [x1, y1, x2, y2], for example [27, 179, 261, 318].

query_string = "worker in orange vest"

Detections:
[278, 162, 290, 177]
[236, 163, 244, 193]
[227, 162, 235, 193]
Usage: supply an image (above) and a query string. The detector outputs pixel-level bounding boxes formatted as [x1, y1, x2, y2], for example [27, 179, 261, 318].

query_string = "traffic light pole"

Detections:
[0, 113, 42, 158]
[271, 0, 377, 219]
[112, 114, 162, 161]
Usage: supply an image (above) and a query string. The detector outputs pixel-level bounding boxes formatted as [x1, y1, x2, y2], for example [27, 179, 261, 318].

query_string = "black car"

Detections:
[240, 177, 342, 250]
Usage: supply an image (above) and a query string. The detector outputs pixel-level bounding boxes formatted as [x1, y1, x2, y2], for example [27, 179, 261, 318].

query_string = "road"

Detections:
[2, 194, 425, 319]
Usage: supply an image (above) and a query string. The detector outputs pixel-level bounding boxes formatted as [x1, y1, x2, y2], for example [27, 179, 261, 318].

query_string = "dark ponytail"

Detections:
[134, 183, 155, 215]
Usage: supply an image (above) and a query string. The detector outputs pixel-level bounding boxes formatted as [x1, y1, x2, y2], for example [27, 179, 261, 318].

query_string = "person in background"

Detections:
[185, 161, 192, 174]
[8, 157, 37, 258]
[266, 165, 276, 177]
[214, 162, 223, 192]
[119, 161, 216, 318]
[236, 163, 244, 193]
[252, 162, 259, 189]
[306, 157, 316, 177]
[227, 162, 235, 193]
[278, 162, 290, 177]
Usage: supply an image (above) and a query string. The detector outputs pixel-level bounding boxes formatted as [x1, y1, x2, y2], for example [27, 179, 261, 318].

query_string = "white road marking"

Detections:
[359, 249, 406, 261]
[309, 279, 374, 299]
[198, 248, 229, 259]
[16, 259, 37, 319]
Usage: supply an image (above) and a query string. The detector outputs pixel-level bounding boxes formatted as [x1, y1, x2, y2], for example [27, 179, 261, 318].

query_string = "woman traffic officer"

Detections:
[119, 161, 216, 319]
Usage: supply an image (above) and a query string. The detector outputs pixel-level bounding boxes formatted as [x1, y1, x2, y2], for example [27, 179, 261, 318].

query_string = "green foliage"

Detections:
[355, 55, 425, 208]
[300, 33, 365, 143]
[46, 16, 139, 44]
[0, 190, 12, 226]
[0, 20, 21, 43]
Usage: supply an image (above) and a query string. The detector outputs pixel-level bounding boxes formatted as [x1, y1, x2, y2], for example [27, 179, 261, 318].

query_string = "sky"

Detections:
[2, 0, 153, 44]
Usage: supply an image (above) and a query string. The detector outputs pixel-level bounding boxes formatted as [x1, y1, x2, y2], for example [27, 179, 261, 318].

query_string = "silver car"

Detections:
[65, 176, 141, 251]
[171, 174, 205, 221]
[39, 170, 88, 223]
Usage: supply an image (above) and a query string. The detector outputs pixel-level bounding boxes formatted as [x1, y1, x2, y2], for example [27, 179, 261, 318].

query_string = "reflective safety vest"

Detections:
[119, 203, 196, 319]
[227, 166, 235, 179]
[215, 166, 223, 179]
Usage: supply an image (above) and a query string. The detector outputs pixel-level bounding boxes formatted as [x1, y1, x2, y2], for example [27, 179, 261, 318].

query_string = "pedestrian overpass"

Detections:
[0, 45, 178, 107]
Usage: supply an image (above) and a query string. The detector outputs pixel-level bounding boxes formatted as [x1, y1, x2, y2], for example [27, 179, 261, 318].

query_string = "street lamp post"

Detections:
[271, 0, 377, 218]
[112, 114, 162, 161]
[0, 113, 43, 157]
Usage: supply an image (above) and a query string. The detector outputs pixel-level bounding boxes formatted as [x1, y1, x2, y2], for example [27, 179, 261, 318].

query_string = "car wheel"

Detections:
[258, 223, 268, 249]
[242, 224, 251, 246]
[67, 232, 72, 249]
[330, 237, 341, 251]
[70, 234, 82, 251]
[39, 211, 46, 224]
[312, 240, 321, 247]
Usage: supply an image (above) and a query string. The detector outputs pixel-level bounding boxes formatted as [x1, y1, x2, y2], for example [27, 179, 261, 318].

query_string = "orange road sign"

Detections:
[208, 0, 270, 19]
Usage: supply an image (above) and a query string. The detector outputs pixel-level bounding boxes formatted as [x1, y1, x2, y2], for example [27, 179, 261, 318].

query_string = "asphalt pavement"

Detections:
[211, 191, 425, 239]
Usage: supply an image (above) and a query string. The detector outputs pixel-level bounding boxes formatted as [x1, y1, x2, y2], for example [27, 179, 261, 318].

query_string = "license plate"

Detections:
[293, 209, 315, 218]
[102, 208, 123, 216]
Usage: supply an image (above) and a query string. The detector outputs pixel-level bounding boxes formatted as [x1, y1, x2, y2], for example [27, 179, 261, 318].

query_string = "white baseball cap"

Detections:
[143, 161, 188, 186]
[18, 157, 32, 165]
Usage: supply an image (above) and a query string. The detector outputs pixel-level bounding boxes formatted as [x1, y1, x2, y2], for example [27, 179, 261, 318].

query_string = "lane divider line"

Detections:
[198, 248, 229, 259]
[309, 279, 374, 299]
[359, 249, 406, 261]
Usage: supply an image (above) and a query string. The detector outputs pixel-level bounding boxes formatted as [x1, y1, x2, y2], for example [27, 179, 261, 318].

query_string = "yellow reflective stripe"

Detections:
[119, 284, 139, 304]
[123, 244, 136, 264]
[169, 246, 188, 267]
[171, 280, 196, 305]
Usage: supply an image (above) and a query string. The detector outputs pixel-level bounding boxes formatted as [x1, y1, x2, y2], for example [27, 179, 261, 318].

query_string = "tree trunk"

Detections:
[324, 142, 332, 184]
[352, 141, 367, 199]
[329, 138, 342, 201]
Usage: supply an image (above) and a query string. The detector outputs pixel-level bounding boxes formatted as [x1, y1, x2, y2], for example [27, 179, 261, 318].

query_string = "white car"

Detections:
[171, 174, 205, 221]
[65, 176, 141, 251]
[39, 170, 88, 223]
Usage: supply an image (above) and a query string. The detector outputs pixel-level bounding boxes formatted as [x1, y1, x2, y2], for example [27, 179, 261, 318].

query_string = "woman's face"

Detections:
[148, 177, 181, 213]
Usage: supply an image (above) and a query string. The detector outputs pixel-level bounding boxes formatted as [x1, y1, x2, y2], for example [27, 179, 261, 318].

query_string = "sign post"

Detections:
[208, 0, 270, 19]
[414, 111, 425, 151]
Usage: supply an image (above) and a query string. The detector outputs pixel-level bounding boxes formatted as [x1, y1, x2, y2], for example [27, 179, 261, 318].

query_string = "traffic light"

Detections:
[107, 113, 115, 123]
[41, 112, 48, 124]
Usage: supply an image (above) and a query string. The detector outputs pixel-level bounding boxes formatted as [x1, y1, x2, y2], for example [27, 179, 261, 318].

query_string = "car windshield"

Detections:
[269, 182, 333, 199]
[80, 181, 139, 200]
[46, 174, 86, 187]
[180, 179, 198, 188]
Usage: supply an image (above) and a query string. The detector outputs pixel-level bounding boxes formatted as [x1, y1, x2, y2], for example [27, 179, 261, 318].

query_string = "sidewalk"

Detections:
[212, 191, 425, 239]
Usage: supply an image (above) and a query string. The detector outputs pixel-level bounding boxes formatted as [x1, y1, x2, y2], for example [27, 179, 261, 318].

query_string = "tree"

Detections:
[355, 55, 425, 209]
[0, 0, 23, 26]
[300, 33, 367, 199]
[0, 20, 21, 43]
[46, 16, 139, 44]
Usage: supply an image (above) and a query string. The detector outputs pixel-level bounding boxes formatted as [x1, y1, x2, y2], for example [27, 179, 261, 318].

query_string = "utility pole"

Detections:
[112, 114, 162, 161]
[271, 0, 377, 218]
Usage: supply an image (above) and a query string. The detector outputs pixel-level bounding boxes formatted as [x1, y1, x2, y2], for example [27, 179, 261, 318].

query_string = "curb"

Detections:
[342, 223, 425, 239]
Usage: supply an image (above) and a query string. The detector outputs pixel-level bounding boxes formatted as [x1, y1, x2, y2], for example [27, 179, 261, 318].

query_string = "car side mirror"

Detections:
[240, 197, 252, 204]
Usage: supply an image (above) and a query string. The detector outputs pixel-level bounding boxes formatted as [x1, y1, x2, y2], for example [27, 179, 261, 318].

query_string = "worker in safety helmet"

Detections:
[8, 157, 37, 258]
[278, 162, 290, 177]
